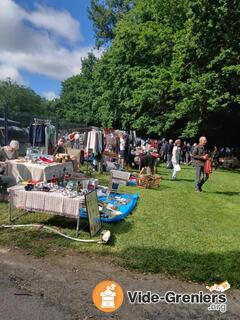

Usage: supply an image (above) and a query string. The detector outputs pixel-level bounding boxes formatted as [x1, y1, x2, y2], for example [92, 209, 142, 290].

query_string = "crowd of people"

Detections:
[156, 138, 238, 168]
[57, 130, 239, 172]
[0, 131, 239, 196]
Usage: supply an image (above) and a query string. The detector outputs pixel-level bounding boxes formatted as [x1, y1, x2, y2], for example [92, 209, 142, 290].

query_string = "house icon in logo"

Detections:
[100, 283, 116, 309]
[93, 280, 124, 312]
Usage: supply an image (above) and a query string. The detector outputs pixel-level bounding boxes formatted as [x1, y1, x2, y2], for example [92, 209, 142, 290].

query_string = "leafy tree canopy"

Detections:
[88, 0, 133, 48]
[0, 79, 48, 126]
[58, 0, 240, 145]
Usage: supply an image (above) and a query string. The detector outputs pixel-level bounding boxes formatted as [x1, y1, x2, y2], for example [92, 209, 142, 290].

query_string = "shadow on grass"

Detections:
[158, 171, 172, 176]
[46, 217, 135, 247]
[219, 167, 240, 174]
[45, 216, 82, 229]
[178, 165, 194, 170]
[209, 191, 240, 196]
[175, 178, 194, 182]
[44, 215, 134, 246]
[118, 246, 240, 287]
[103, 220, 134, 246]
[139, 185, 171, 192]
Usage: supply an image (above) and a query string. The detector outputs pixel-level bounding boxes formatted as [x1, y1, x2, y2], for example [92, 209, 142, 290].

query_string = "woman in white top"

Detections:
[118, 133, 126, 169]
[171, 139, 181, 180]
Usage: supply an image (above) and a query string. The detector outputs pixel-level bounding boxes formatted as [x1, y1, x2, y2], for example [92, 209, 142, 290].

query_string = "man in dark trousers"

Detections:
[192, 136, 210, 192]
[166, 139, 174, 169]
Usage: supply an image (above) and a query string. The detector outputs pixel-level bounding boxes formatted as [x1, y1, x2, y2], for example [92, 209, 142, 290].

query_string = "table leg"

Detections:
[76, 215, 80, 237]
[8, 190, 13, 224]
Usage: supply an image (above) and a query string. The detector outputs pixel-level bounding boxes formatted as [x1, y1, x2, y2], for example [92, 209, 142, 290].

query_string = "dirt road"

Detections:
[0, 247, 239, 320]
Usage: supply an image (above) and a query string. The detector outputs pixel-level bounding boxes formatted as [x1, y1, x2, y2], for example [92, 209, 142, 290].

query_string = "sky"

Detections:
[0, 0, 98, 99]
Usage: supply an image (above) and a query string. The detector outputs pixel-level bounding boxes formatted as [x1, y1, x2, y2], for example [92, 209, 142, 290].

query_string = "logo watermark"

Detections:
[93, 280, 230, 313]
[92, 280, 124, 313]
[127, 290, 227, 313]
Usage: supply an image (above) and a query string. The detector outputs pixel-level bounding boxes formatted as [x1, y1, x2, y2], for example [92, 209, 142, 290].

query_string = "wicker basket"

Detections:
[137, 174, 161, 188]
[54, 153, 71, 163]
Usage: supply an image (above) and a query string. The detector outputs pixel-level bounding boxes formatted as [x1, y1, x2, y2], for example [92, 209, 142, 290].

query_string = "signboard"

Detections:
[85, 190, 102, 237]
[111, 170, 131, 185]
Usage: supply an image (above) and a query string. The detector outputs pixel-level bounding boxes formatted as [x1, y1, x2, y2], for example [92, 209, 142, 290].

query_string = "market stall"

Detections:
[2, 126, 141, 239]
[8, 184, 84, 235]
[6, 159, 73, 184]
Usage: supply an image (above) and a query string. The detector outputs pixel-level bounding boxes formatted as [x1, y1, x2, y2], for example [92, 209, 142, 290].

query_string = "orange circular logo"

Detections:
[92, 280, 124, 313]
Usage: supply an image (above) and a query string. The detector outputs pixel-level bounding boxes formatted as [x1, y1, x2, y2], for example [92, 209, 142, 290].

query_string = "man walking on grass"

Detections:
[192, 136, 210, 192]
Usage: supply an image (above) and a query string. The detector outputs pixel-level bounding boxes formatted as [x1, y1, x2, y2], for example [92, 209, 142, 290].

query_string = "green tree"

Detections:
[88, 0, 133, 47]
[58, 0, 239, 145]
[0, 79, 48, 126]
[58, 53, 100, 126]
[167, 0, 240, 142]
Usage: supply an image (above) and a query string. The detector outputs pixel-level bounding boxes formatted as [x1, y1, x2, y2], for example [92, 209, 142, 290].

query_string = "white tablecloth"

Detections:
[8, 185, 83, 218]
[6, 160, 73, 183]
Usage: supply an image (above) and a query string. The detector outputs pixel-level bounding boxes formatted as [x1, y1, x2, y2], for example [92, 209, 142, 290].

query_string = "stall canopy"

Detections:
[0, 117, 28, 147]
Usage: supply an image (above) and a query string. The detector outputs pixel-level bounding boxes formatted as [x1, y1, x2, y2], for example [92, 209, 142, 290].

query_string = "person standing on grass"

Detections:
[188, 142, 197, 166]
[186, 143, 191, 164]
[119, 133, 126, 169]
[171, 139, 181, 180]
[192, 136, 210, 192]
[166, 139, 174, 169]
[212, 146, 220, 170]
[182, 141, 188, 164]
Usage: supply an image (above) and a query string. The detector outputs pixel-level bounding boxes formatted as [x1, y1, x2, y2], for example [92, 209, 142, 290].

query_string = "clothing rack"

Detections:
[33, 118, 51, 125]
[32, 118, 51, 148]
[30, 119, 56, 152]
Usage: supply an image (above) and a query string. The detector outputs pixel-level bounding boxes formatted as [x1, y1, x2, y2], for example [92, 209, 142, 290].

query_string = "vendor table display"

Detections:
[8, 184, 85, 235]
[80, 192, 139, 223]
[6, 159, 73, 183]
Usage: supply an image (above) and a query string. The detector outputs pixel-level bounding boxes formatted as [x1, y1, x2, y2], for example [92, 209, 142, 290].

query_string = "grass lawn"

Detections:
[0, 164, 240, 287]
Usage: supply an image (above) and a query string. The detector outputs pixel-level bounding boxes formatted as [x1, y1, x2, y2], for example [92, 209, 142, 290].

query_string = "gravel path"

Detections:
[0, 247, 239, 320]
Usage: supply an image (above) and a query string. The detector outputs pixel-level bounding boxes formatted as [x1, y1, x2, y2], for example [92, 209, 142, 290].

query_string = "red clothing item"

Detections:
[204, 159, 212, 174]
[69, 133, 75, 142]
[39, 156, 54, 163]
[149, 140, 158, 148]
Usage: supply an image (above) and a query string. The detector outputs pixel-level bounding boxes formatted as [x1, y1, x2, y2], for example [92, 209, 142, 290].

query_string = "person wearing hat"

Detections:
[0, 140, 19, 195]
[0, 140, 19, 161]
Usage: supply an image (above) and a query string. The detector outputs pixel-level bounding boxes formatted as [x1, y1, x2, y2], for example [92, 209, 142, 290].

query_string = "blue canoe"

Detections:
[80, 192, 139, 223]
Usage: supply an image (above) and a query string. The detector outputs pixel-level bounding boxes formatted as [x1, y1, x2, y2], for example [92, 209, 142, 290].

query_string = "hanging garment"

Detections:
[98, 132, 103, 153]
[46, 124, 56, 154]
[29, 124, 46, 146]
[86, 130, 103, 153]
[86, 130, 96, 152]
[45, 126, 48, 154]
[79, 133, 86, 149]
[129, 130, 137, 147]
